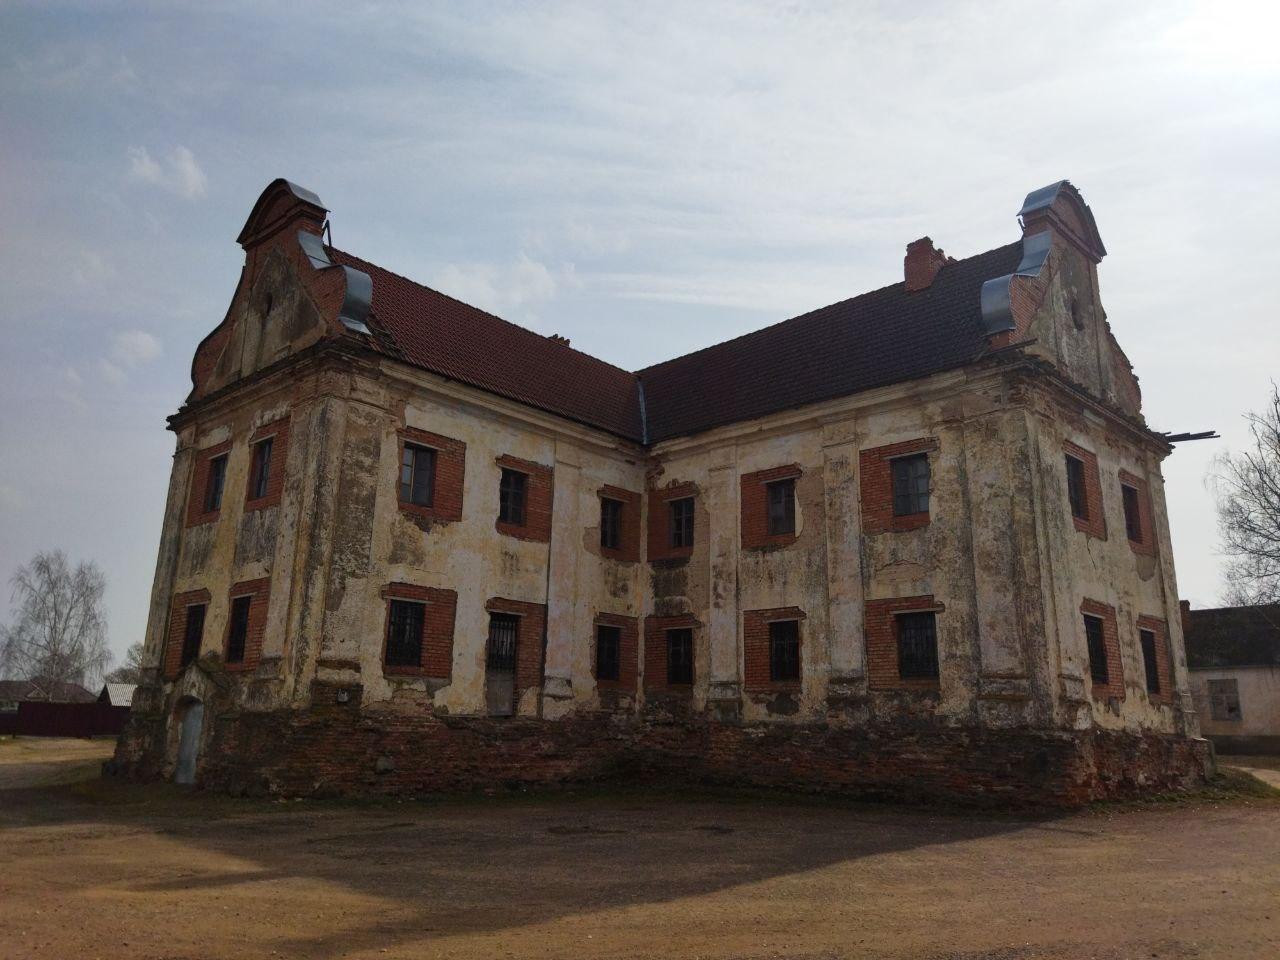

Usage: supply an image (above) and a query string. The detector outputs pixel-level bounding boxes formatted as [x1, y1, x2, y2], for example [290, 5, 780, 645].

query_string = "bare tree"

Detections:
[0, 550, 111, 687]
[1213, 384, 1280, 607]
[105, 642, 145, 685]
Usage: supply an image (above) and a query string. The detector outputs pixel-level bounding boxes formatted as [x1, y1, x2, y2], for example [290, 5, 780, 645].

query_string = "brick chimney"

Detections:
[904, 237, 949, 292]
[1179, 599, 1191, 637]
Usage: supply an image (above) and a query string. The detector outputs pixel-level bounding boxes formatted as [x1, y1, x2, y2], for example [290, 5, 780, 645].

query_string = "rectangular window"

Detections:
[891, 453, 930, 517]
[768, 619, 801, 682]
[596, 624, 621, 681]
[1208, 678, 1242, 722]
[1083, 614, 1108, 685]
[384, 599, 425, 668]
[180, 603, 207, 669]
[1139, 628, 1160, 695]
[600, 497, 622, 551]
[399, 443, 435, 507]
[666, 627, 694, 684]
[1065, 454, 1088, 521]
[226, 595, 252, 664]
[486, 613, 519, 671]
[499, 468, 527, 526]
[896, 611, 939, 679]
[766, 478, 796, 536]
[205, 454, 228, 512]
[1122, 484, 1142, 542]
[669, 497, 694, 548]
[249, 437, 274, 501]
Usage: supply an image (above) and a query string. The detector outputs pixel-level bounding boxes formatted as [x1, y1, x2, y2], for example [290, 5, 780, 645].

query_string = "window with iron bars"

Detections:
[669, 497, 694, 548]
[499, 468, 527, 526]
[891, 453, 930, 517]
[1139, 628, 1160, 694]
[666, 627, 694, 684]
[400, 443, 435, 507]
[596, 624, 621, 681]
[384, 599, 425, 668]
[766, 478, 796, 536]
[896, 611, 939, 679]
[600, 497, 623, 550]
[1083, 614, 1109, 685]
[1065, 454, 1088, 521]
[486, 613, 519, 672]
[768, 619, 801, 682]
[226, 595, 252, 664]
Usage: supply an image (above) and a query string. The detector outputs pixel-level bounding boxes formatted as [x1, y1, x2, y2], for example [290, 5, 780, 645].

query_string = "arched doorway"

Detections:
[173, 698, 204, 785]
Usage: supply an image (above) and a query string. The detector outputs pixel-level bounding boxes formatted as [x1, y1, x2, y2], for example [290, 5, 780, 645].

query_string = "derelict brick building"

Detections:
[111, 178, 1210, 804]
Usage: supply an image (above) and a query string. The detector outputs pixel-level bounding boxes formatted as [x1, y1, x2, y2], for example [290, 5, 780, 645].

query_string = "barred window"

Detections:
[768, 619, 801, 682]
[1084, 614, 1109, 685]
[499, 468, 527, 526]
[205, 454, 228, 512]
[666, 628, 694, 684]
[180, 603, 206, 669]
[596, 624, 621, 681]
[896, 611, 939, 679]
[1122, 484, 1142, 542]
[767, 478, 796, 536]
[1065, 454, 1088, 521]
[1208, 678, 1242, 722]
[891, 454, 930, 517]
[400, 443, 435, 507]
[600, 497, 623, 551]
[1139, 628, 1160, 694]
[669, 497, 694, 548]
[385, 599, 425, 668]
[250, 437, 274, 501]
[226, 595, 252, 664]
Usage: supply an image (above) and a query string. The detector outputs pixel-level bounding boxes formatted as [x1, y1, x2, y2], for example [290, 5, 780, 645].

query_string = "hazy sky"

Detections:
[1, 1, 1277, 671]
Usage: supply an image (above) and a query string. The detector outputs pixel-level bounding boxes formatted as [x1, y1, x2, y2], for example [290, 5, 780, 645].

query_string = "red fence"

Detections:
[0, 702, 130, 738]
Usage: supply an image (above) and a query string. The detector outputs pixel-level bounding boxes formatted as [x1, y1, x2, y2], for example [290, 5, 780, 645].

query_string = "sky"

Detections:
[1, 1, 1277, 673]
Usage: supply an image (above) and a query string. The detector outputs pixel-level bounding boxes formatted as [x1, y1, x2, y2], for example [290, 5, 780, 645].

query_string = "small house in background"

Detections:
[1183, 601, 1280, 755]
[98, 684, 137, 708]
[0, 679, 95, 709]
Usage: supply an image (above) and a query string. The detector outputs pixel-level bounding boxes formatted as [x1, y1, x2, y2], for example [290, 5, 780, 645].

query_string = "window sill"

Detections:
[495, 520, 548, 543]
[245, 495, 282, 513]
[185, 510, 221, 528]
[399, 500, 457, 524]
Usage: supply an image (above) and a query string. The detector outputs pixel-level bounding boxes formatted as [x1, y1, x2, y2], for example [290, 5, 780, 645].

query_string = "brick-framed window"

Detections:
[245, 417, 290, 511]
[484, 597, 547, 701]
[1136, 614, 1172, 703]
[865, 595, 943, 690]
[186, 440, 233, 527]
[396, 427, 465, 524]
[593, 613, 638, 689]
[1118, 469, 1156, 556]
[744, 606, 806, 691]
[1208, 678, 1242, 722]
[644, 614, 698, 691]
[222, 577, 270, 671]
[1080, 598, 1124, 700]
[741, 465, 801, 549]
[163, 588, 212, 679]
[860, 439, 938, 534]
[1063, 442, 1106, 539]
[380, 583, 458, 678]
[494, 455, 553, 542]
[597, 486, 641, 562]
[648, 483, 698, 561]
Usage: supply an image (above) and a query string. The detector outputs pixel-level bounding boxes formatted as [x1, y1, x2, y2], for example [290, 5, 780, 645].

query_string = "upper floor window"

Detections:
[1065, 454, 1088, 521]
[666, 627, 694, 684]
[205, 455, 228, 512]
[1083, 613, 1108, 685]
[249, 437, 274, 501]
[596, 624, 621, 681]
[769, 619, 801, 682]
[226, 595, 252, 664]
[600, 497, 622, 551]
[1139, 628, 1160, 695]
[891, 453, 930, 517]
[767, 478, 796, 536]
[499, 468, 527, 526]
[896, 611, 939, 679]
[400, 443, 436, 508]
[669, 497, 694, 548]
[180, 603, 207, 669]
[1121, 483, 1142, 543]
[384, 599, 425, 668]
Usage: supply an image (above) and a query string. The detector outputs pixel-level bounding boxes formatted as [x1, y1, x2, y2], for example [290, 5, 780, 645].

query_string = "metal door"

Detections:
[485, 614, 519, 716]
[174, 701, 204, 785]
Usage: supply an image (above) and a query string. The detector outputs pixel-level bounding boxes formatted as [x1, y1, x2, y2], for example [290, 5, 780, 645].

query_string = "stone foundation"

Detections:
[108, 682, 1213, 809]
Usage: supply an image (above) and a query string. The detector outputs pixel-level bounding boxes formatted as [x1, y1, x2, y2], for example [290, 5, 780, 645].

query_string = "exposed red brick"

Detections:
[865, 595, 942, 691]
[740, 465, 802, 550]
[485, 597, 546, 701]
[859, 439, 937, 535]
[224, 578, 271, 672]
[162, 589, 212, 680]
[743, 607, 806, 692]
[1081, 598, 1125, 701]
[494, 454, 553, 543]
[397, 427, 466, 524]
[643, 614, 699, 692]
[185, 439, 233, 527]
[593, 612, 639, 691]
[1064, 441, 1107, 540]
[647, 482, 697, 562]
[380, 583, 458, 679]
[244, 418, 291, 512]
[1136, 614, 1173, 705]
[598, 485, 642, 563]
[904, 237, 949, 292]
[1118, 468, 1156, 557]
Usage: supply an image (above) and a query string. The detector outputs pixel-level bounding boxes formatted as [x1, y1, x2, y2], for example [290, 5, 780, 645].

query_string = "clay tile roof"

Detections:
[328, 241, 1023, 444]
[1185, 605, 1280, 669]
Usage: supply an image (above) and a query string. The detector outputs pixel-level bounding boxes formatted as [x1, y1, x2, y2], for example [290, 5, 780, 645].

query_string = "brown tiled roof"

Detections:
[330, 242, 1023, 444]
[1186, 605, 1280, 669]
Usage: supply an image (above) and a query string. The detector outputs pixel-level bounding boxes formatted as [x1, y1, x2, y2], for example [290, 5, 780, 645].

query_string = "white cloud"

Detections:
[432, 254, 564, 326]
[99, 330, 163, 384]
[128, 145, 207, 199]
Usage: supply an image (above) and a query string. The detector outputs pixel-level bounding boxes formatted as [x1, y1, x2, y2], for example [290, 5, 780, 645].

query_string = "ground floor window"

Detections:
[1083, 614, 1108, 685]
[180, 603, 207, 669]
[384, 599, 425, 667]
[1139, 628, 1160, 695]
[896, 611, 938, 679]
[769, 619, 801, 682]
[596, 624, 621, 681]
[666, 628, 694, 684]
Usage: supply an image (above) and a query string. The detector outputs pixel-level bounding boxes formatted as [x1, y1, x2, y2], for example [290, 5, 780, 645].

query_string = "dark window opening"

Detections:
[600, 498, 623, 551]
[180, 603, 206, 669]
[891, 453, 930, 517]
[1122, 484, 1143, 542]
[399, 443, 435, 508]
[499, 468, 527, 526]
[896, 611, 939, 679]
[205, 454, 228, 512]
[1065, 454, 1088, 521]
[666, 627, 694, 684]
[768, 619, 801, 682]
[486, 613, 519, 671]
[1139, 628, 1160, 695]
[767, 478, 796, 536]
[250, 437, 274, 501]
[669, 497, 694, 548]
[384, 599, 425, 668]
[596, 624, 621, 681]
[226, 595, 252, 664]
[1208, 678, 1242, 722]
[1084, 614, 1109, 685]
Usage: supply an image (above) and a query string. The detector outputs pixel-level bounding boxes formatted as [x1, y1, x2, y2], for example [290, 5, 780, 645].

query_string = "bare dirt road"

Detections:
[1, 737, 1278, 960]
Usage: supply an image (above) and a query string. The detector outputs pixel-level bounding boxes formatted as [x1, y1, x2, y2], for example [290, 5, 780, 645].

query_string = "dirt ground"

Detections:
[1, 738, 1278, 960]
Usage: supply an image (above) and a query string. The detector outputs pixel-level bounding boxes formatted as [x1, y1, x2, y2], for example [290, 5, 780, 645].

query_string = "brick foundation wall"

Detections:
[108, 684, 1211, 809]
